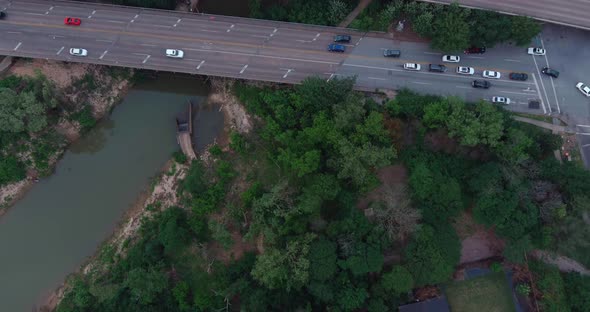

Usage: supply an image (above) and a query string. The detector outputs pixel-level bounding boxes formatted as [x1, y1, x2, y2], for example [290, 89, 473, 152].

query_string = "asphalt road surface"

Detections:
[419, 0, 590, 31]
[0, 0, 560, 115]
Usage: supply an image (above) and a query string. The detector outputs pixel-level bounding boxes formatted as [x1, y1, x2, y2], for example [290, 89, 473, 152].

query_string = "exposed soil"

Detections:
[454, 212, 505, 264]
[389, 18, 431, 43]
[531, 250, 590, 275]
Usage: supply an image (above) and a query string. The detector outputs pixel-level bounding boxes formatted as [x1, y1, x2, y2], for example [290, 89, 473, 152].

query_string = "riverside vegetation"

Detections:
[57, 77, 590, 312]
[0, 64, 132, 210]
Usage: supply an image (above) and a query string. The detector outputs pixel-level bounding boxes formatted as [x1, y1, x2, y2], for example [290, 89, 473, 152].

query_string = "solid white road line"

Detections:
[196, 60, 205, 70]
[99, 50, 108, 59]
[96, 39, 112, 43]
[500, 90, 537, 96]
[540, 37, 561, 114]
[368, 77, 386, 81]
[466, 56, 484, 59]
[531, 73, 547, 114]
[13, 42, 21, 51]
[411, 81, 431, 85]
[532, 56, 551, 113]
[239, 64, 248, 74]
[504, 59, 521, 62]
[181, 47, 339, 65]
[6, 31, 21, 34]
[24, 13, 44, 16]
[106, 20, 125, 24]
[582, 144, 590, 148]
[56, 46, 64, 55]
[140, 43, 156, 47]
[577, 125, 590, 128]
[423, 52, 440, 55]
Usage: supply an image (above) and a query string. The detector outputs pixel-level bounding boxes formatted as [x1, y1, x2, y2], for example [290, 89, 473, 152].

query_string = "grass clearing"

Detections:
[445, 272, 516, 312]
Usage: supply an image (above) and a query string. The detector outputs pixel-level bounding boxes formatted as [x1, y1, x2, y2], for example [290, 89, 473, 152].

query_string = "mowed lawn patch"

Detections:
[445, 272, 516, 312]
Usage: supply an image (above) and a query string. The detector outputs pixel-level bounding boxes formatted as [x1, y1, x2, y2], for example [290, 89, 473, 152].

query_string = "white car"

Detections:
[442, 55, 460, 63]
[69, 48, 87, 57]
[403, 63, 421, 71]
[527, 47, 546, 56]
[165, 49, 184, 58]
[492, 96, 511, 105]
[576, 82, 590, 97]
[483, 70, 501, 79]
[456, 66, 474, 75]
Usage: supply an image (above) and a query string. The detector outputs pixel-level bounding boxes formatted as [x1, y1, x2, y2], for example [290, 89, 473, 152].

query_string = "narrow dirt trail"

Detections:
[531, 250, 590, 275]
[338, 0, 374, 28]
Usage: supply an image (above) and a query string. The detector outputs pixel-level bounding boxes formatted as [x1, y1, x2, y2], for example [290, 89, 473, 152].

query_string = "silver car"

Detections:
[483, 70, 501, 79]
[442, 55, 460, 63]
[576, 82, 590, 97]
[69, 48, 87, 57]
[456, 66, 474, 75]
[492, 96, 511, 105]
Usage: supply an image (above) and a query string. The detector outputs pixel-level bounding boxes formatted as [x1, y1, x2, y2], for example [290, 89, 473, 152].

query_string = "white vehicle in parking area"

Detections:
[492, 96, 511, 105]
[483, 70, 501, 79]
[442, 55, 460, 63]
[576, 82, 590, 97]
[403, 63, 421, 71]
[456, 66, 474, 75]
[165, 49, 184, 58]
[527, 47, 546, 56]
[69, 48, 87, 57]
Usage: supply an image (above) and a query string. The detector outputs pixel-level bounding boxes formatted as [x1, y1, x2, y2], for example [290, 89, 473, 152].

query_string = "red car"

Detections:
[64, 17, 81, 26]
[464, 46, 486, 54]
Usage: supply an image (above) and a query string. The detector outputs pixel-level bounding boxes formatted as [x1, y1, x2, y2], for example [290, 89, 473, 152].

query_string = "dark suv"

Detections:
[472, 80, 491, 89]
[333, 35, 351, 43]
[542, 67, 559, 78]
[429, 64, 447, 72]
[509, 72, 528, 81]
[464, 46, 486, 54]
[0, 11, 5, 19]
[383, 49, 401, 57]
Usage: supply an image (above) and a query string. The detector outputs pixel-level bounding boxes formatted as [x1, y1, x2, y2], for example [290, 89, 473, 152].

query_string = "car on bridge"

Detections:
[576, 82, 590, 97]
[509, 72, 528, 81]
[69, 48, 87, 57]
[528, 47, 546, 56]
[483, 70, 501, 79]
[166, 49, 184, 58]
[429, 64, 447, 72]
[383, 49, 401, 57]
[472, 80, 490, 89]
[464, 46, 486, 54]
[333, 35, 351, 43]
[492, 96, 511, 105]
[404, 63, 421, 71]
[542, 67, 559, 78]
[457, 66, 474, 75]
[64, 17, 81, 26]
[328, 44, 345, 52]
[442, 55, 460, 63]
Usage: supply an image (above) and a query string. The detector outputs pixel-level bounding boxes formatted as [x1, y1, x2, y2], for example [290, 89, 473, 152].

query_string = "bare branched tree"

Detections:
[369, 184, 421, 243]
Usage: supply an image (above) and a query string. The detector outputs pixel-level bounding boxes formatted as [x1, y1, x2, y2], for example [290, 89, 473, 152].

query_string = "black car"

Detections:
[509, 72, 529, 81]
[464, 46, 486, 54]
[333, 35, 351, 43]
[542, 67, 559, 78]
[383, 49, 401, 57]
[429, 64, 447, 72]
[0, 11, 5, 19]
[472, 80, 491, 89]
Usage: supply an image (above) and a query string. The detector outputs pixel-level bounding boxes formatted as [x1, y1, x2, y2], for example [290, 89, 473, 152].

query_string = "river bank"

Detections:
[0, 59, 132, 216]
[47, 78, 251, 311]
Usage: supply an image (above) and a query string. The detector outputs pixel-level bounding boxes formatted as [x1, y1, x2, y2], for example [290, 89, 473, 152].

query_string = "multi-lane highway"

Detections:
[419, 0, 590, 31]
[0, 0, 566, 115]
